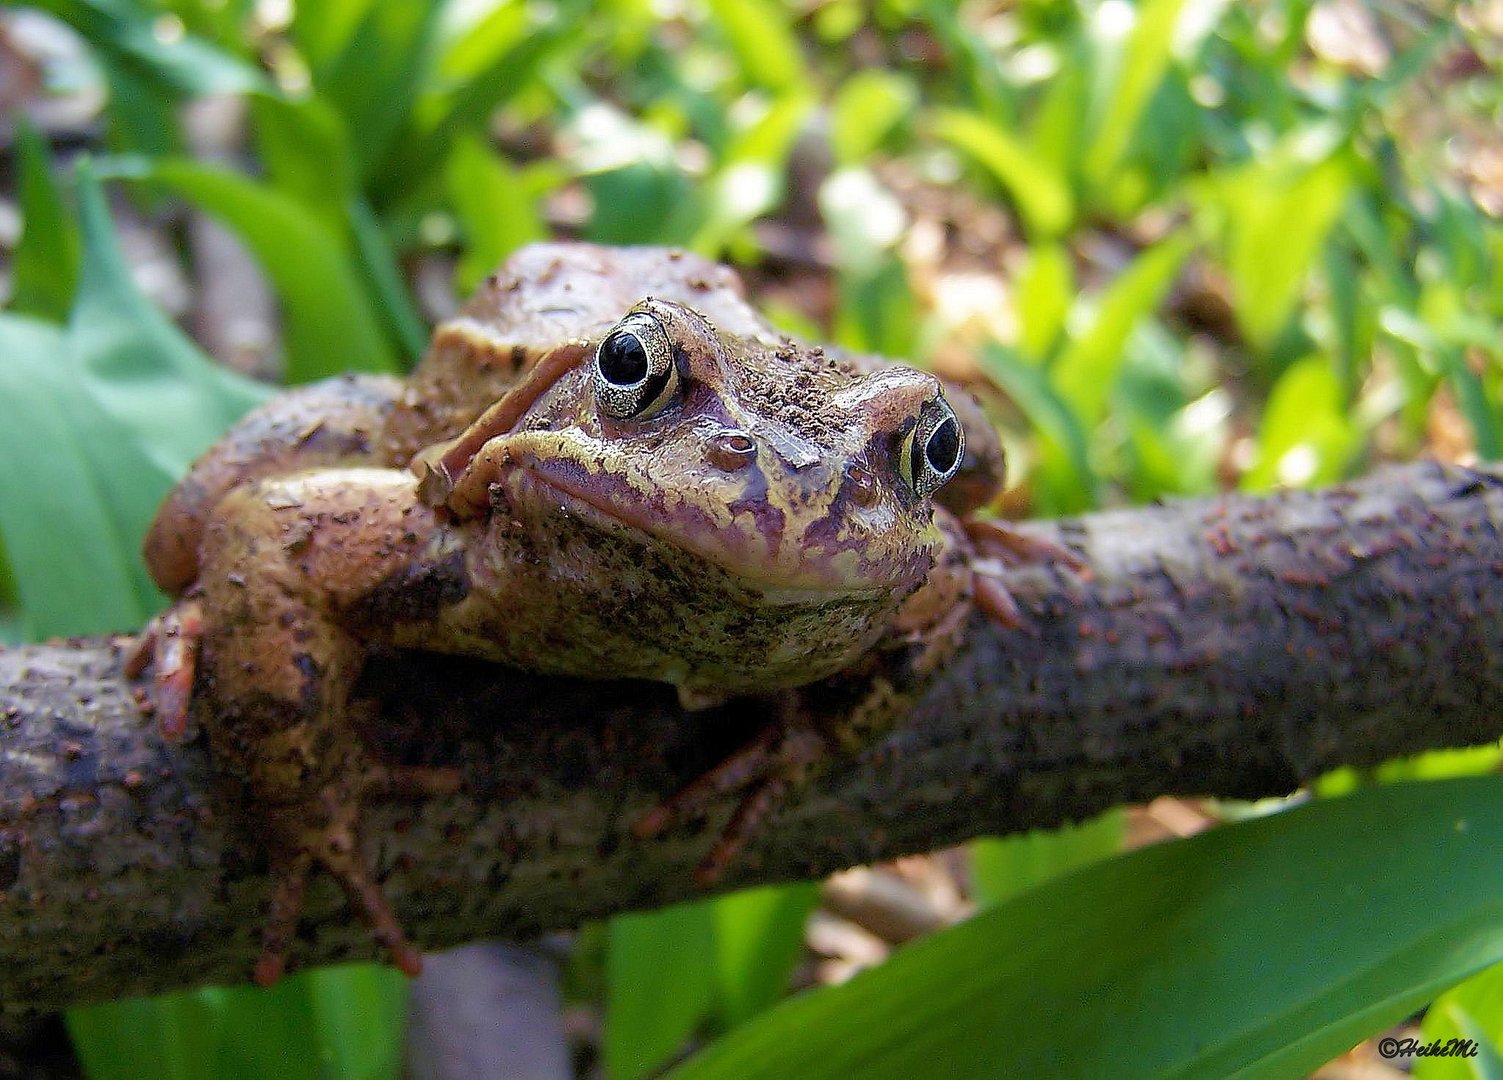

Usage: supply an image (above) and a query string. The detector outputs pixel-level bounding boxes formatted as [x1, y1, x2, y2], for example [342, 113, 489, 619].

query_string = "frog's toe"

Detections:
[254, 848, 312, 988]
[964, 518, 1089, 576]
[636, 721, 825, 884]
[314, 814, 425, 979]
[973, 571, 1026, 630]
[126, 601, 204, 741]
[254, 808, 424, 985]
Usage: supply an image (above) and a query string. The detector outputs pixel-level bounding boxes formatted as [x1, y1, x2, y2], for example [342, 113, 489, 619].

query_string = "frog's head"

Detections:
[452, 298, 965, 603]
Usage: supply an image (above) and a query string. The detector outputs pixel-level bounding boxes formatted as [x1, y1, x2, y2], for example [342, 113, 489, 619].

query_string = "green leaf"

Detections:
[831, 71, 915, 165]
[29, 0, 269, 97]
[68, 964, 404, 1080]
[1081, 0, 1189, 189]
[932, 110, 1074, 237]
[318, 0, 443, 180]
[1242, 355, 1360, 492]
[607, 903, 718, 1080]
[971, 810, 1125, 908]
[446, 132, 545, 295]
[291, 0, 376, 75]
[1014, 243, 1074, 362]
[706, 0, 807, 93]
[714, 884, 819, 1027]
[147, 159, 396, 379]
[63, 163, 268, 614]
[1197, 136, 1356, 354]
[348, 196, 431, 363]
[670, 776, 1503, 1080]
[250, 92, 356, 230]
[10, 121, 81, 322]
[1051, 232, 1193, 425]
[1418, 962, 1503, 1080]
[0, 315, 145, 637]
[391, 19, 572, 204]
[977, 343, 1094, 502]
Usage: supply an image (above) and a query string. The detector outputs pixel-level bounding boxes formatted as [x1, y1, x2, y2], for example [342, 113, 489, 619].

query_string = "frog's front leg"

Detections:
[145, 468, 463, 984]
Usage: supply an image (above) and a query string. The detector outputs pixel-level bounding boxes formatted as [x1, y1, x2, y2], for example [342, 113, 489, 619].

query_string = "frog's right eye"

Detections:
[594, 313, 680, 420]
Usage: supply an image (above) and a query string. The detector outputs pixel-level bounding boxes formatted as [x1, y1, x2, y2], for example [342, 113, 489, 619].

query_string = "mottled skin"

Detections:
[132, 243, 1031, 985]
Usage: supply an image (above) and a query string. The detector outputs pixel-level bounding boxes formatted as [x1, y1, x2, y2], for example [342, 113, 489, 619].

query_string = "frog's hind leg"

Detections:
[634, 716, 825, 885]
[964, 518, 1090, 628]
[253, 784, 425, 988]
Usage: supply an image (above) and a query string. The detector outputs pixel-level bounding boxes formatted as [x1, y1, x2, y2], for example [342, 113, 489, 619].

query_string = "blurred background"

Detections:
[1, 0, 1501, 1077]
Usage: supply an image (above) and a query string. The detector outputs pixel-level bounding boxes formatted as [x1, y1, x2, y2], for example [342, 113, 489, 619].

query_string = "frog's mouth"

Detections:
[509, 457, 929, 599]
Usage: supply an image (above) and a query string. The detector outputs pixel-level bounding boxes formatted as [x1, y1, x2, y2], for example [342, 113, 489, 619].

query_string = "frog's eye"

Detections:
[594, 313, 681, 420]
[899, 396, 965, 499]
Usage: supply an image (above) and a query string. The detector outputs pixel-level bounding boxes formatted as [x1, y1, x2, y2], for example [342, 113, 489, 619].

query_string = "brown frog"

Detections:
[130, 244, 1056, 985]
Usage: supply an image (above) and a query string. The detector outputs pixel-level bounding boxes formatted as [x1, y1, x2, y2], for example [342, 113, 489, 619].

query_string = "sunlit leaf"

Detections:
[1081, 0, 1190, 190]
[713, 884, 819, 1027]
[1197, 135, 1356, 354]
[607, 903, 718, 1080]
[831, 70, 914, 165]
[1014, 242, 1074, 362]
[706, 0, 807, 93]
[671, 777, 1503, 1080]
[933, 110, 1074, 237]
[446, 133, 546, 294]
[1416, 962, 1503, 1080]
[1242, 355, 1359, 492]
[971, 810, 1125, 908]
[1051, 233, 1193, 425]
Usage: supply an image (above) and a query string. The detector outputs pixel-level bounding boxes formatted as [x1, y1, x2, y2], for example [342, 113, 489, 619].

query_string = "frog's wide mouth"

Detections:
[510, 459, 927, 598]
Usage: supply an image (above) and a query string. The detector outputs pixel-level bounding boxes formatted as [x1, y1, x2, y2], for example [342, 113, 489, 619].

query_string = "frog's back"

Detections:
[380, 243, 776, 464]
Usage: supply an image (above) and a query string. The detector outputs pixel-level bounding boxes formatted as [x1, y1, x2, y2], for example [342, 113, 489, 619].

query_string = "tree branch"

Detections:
[3, 460, 1501, 1011]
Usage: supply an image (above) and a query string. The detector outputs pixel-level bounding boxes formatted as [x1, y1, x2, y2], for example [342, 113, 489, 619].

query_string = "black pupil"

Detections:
[599, 332, 649, 386]
[925, 417, 961, 474]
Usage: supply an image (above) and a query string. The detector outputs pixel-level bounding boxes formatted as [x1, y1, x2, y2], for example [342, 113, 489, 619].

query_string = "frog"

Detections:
[128, 243, 1064, 986]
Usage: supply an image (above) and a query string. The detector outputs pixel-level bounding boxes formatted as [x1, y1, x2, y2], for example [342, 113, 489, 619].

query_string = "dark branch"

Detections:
[3, 460, 1501, 1011]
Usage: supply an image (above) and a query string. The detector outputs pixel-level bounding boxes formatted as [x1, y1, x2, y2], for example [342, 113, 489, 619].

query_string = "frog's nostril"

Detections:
[845, 463, 880, 507]
[706, 430, 757, 471]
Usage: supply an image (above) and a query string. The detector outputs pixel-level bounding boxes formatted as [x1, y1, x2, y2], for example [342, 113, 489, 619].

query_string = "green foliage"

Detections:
[671, 778, 1503, 1080]
[68, 965, 405, 1080]
[604, 884, 819, 1079]
[6, 1, 1502, 1076]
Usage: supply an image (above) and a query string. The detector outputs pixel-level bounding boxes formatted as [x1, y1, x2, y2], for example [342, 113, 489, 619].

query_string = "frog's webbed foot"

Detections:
[124, 599, 204, 740]
[634, 717, 825, 885]
[963, 518, 1089, 629]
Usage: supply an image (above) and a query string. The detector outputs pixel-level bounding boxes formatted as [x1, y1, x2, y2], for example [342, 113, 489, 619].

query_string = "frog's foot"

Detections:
[964, 519, 1089, 629]
[634, 721, 825, 885]
[124, 600, 204, 741]
[253, 798, 424, 987]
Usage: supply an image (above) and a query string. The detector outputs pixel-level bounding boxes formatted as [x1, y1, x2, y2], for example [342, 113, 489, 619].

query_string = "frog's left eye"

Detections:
[594, 313, 681, 420]
[899, 396, 965, 499]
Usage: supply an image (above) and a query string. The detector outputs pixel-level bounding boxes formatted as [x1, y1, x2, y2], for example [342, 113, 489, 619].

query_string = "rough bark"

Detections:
[2, 460, 1501, 1012]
